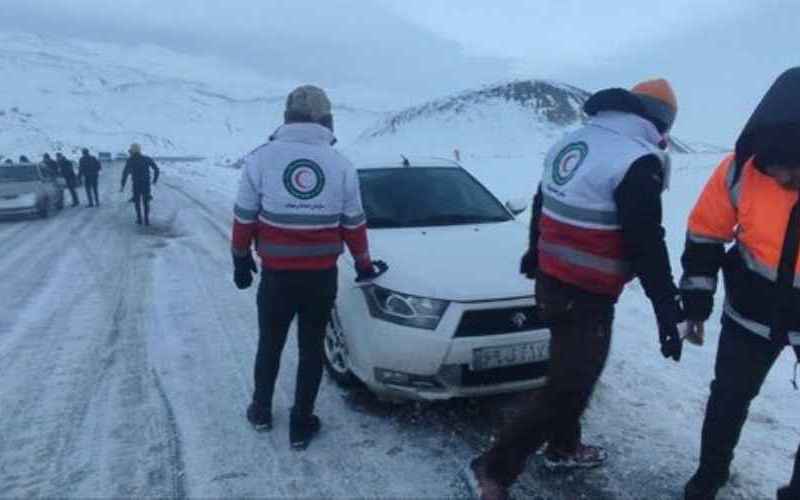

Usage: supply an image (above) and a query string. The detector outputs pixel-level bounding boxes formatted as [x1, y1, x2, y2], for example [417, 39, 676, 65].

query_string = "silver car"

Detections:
[0, 164, 64, 218]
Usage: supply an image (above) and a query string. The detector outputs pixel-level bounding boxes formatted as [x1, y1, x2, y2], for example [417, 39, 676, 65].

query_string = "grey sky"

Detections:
[1, 0, 797, 145]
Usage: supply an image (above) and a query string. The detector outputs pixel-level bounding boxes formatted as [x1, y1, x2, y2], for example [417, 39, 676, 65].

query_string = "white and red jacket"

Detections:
[535, 112, 671, 298]
[231, 123, 371, 271]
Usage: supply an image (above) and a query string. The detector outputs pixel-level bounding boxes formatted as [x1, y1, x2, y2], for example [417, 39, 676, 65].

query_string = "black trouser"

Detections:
[481, 273, 614, 486]
[132, 187, 151, 224]
[65, 179, 79, 206]
[252, 268, 338, 418]
[694, 315, 790, 484]
[84, 175, 99, 205]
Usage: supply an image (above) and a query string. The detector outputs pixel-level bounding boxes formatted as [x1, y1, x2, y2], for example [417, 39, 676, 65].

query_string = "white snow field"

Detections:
[0, 31, 795, 500]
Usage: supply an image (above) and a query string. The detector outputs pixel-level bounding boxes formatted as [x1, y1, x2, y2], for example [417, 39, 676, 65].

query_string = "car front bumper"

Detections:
[342, 294, 550, 401]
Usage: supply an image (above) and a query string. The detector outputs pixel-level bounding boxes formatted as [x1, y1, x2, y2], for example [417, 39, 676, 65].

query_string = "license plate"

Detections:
[471, 341, 549, 371]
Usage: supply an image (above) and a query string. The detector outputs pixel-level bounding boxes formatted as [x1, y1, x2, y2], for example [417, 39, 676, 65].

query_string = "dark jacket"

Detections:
[681, 67, 800, 344]
[42, 158, 59, 177]
[78, 154, 102, 180]
[57, 157, 77, 182]
[121, 153, 160, 192]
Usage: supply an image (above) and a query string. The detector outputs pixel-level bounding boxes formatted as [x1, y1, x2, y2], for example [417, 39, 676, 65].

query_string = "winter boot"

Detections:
[289, 414, 321, 450]
[462, 458, 509, 500]
[684, 469, 729, 500]
[778, 485, 800, 500]
[543, 443, 607, 471]
[246, 403, 272, 432]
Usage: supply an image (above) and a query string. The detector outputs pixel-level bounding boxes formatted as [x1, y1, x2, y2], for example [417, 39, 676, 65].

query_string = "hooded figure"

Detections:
[466, 78, 684, 500]
[681, 67, 800, 500]
[120, 143, 159, 225]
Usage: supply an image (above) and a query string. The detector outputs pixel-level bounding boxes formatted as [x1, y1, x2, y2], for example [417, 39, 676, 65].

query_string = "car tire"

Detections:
[323, 307, 359, 387]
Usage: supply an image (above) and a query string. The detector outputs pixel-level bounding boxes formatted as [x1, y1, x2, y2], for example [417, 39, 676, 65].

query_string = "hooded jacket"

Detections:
[121, 153, 159, 192]
[680, 67, 800, 345]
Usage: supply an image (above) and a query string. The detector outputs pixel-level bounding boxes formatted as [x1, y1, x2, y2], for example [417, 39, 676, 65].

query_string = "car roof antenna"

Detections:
[401, 155, 410, 168]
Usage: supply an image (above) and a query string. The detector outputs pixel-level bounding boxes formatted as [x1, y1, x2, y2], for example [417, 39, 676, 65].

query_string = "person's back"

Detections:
[55, 154, 80, 207]
[79, 149, 102, 207]
[231, 85, 382, 450]
[120, 144, 159, 224]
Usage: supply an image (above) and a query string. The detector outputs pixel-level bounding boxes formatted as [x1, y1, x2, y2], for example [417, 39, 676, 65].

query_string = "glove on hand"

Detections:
[233, 253, 258, 290]
[654, 295, 685, 362]
[355, 260, 388, 283]
[519, 250, 537, 280]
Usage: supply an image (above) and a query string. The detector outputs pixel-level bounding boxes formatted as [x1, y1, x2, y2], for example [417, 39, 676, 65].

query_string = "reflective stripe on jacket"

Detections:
[681, 154, 800, 344]
[537, 111, 667, 297]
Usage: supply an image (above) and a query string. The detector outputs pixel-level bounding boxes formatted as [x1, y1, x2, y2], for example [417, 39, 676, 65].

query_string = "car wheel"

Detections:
[323, 307, 359, 387]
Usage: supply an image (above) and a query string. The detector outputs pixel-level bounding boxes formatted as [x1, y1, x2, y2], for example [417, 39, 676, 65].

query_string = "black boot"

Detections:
[246, 403, 272, 432]
[685, 469, 729, 500]
[289, 413, 321, 450]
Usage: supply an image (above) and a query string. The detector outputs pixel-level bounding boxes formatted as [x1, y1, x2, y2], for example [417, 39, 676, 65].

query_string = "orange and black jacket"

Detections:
[680, 67, 800, 345]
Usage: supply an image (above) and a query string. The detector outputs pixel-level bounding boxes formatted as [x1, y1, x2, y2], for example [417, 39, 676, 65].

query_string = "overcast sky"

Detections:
[1, 0, 797, 145]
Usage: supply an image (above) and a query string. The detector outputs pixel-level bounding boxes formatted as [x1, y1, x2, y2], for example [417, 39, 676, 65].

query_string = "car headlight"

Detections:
[17, 193, 37, 206]
[362, 285, 449, 330]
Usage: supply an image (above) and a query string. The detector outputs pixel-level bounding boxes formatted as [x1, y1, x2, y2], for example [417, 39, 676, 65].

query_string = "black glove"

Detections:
[519, 249, 537, 280]
[356, 260, 388, 283]
[233, 253, 258, 290]
[654, 295, 685, 362]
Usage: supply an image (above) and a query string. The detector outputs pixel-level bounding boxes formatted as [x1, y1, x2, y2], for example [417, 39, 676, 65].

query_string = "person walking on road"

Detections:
[120, 143, 159, 225]
[231, 85, 385, 450]
[55, 152, 80, 207]
[78, 148, 102, 207]
[465, 79, 686, 500]
[681, 67, 800, 500]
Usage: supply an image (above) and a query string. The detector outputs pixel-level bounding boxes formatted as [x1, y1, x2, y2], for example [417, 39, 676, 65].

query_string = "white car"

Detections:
[0, 163, 64, 218]
[324, 157, 551, 401]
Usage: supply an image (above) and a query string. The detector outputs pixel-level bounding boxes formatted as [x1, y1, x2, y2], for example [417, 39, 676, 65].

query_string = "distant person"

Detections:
[18, 155, 30, 164]
[41, 153, 59, 177]
[681, 68, 800, 500]
[78, 148, 102, 207]
[465, 79, 684, 500]
[55, 152, 80, 207]
[231, 85, 385, 449]
[120, 143, 159, 225]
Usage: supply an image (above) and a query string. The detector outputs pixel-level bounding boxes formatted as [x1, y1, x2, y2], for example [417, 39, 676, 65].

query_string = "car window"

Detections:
[0, 166, 40, 183]
[358, 167, 513, 228]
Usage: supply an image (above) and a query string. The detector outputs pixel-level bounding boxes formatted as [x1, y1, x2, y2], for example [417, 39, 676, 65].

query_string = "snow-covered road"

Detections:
[0, 159, 796, 499]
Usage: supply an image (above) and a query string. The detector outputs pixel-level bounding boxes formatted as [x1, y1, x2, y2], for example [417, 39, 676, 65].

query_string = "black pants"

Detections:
[65, 180, 79, 206]
[84, 176, 99, 205]
[252, 268, 337, 418]
[695, 316, 795, 485]
[132, 188, 151, 224]
[482, 273, 614, 486]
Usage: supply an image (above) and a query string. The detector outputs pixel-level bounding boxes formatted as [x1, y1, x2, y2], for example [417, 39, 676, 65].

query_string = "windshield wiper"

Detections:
[406, 214, 510, 226]
[366, 217, 406, 228]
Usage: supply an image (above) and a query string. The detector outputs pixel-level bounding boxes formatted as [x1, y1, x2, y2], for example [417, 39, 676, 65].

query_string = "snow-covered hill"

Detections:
[0, 32, 382, 161]
[354, 79, 700, 160]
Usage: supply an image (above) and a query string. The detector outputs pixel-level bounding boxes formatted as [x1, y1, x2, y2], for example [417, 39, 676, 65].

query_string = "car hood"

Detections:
[0, 182, 40, 197]
[365, 221, 534, 302]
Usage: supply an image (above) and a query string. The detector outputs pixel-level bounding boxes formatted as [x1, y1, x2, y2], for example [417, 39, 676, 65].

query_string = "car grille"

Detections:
[460, 361, 549, 387]
[455, 306, 548, 338]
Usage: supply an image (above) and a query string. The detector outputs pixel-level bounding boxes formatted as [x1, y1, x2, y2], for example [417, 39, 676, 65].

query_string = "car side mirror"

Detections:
[505, 198, 527, 216]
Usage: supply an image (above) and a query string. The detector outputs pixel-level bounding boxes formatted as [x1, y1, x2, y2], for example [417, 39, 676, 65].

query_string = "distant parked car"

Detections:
[98, 152, 112, 162]
[0, 163, 64, 218]
[114, 152, 129, 161]
[323, 157, 550, 401]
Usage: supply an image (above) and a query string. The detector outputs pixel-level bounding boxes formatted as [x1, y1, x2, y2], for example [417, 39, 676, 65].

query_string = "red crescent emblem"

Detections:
[294, 169, 312, 190]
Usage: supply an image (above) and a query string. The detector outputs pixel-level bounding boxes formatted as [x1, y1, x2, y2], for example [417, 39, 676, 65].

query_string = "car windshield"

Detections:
[359, 167, 513, 228]
[0, 166, 40, 183]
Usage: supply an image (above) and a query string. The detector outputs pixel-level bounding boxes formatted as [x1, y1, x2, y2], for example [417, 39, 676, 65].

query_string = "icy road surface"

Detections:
[0, 158, 796, 499]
